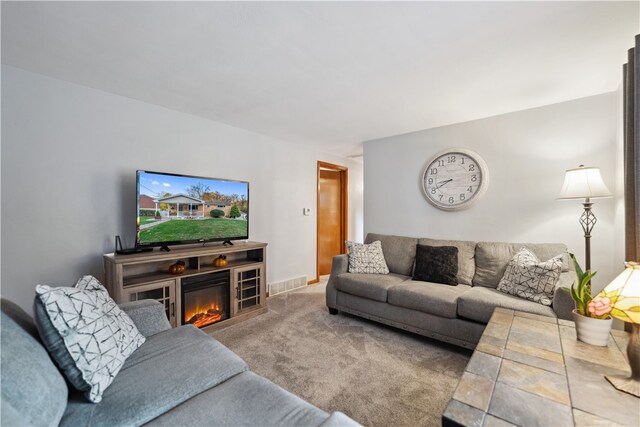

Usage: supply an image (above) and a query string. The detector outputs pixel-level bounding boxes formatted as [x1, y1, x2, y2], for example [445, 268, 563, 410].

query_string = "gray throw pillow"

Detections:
[34, 275, 145, 403]
[346, 240, 390, 274]
[496, 247, 562, 306]
[413, 244, 459, 285]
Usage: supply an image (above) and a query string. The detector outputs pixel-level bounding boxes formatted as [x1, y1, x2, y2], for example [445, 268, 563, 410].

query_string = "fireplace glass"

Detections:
[181, 271, 230, 328]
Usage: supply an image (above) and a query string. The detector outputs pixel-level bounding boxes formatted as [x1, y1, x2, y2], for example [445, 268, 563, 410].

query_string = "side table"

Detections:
[443, 308, 639, 426]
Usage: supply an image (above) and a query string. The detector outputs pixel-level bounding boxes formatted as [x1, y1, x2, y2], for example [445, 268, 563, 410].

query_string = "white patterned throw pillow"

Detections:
[35, 275, 145, 403]
[346, 240, 390, 274]
[496, 247, 563, 306]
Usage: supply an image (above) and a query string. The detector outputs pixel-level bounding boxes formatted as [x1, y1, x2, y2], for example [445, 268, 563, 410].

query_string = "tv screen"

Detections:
[136, 170, 249, 248]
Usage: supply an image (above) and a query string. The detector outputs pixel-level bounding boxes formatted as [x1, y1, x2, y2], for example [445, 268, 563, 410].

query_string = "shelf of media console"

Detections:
[119, 260, 263, 287]
[103, 241, 267, 293]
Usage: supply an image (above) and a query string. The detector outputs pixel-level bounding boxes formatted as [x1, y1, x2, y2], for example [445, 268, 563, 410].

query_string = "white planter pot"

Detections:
[572, 309, 613, 347]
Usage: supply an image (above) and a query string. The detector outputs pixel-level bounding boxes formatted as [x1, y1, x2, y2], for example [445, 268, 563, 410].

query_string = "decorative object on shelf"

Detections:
[213, 255, 228, 267]
[169, 260, 186, 274]
[421, 148, 489, 211]
[569, 253, 612, 346]
[600, 262, 640, 397]
[557, 165, 612, 271]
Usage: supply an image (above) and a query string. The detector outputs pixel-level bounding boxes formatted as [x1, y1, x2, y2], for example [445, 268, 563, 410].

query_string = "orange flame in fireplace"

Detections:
[185, 303, 225, 328]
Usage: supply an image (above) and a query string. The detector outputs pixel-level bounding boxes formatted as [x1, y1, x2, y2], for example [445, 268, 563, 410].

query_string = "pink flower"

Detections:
[588, 296, 612, 318]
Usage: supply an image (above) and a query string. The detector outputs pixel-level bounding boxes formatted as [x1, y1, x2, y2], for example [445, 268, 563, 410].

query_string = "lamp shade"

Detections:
[600, 262, 640, 324]
[557, 165, 612, 200]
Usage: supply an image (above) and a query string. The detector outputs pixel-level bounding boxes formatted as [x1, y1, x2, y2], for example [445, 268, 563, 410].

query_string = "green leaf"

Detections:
[570, 253, 584, 279]
[570, 285, 579, 302]
[626, 305, 640, 313]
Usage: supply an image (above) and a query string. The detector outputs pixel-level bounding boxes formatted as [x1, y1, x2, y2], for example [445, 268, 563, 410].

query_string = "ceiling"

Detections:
[2, 1, 638, 157]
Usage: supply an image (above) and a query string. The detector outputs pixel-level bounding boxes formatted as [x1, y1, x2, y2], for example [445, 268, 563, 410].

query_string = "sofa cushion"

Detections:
[146, 371, 346, 426]
[413, 244, 458, 285]
[473, 242, 569, 289]
[388, 281, 472, 319]
[60, 325, 248, 427]
[336, 292, 485, 346]
[337, 272, 409, 302]
[365, 233, 418, 276]
[458, 286, 557, 324]
[418, 238, 477, 285]
[346, 240, 389, 274]
[496, 247, 563, 306]
[1, 311, 69, 427]
[34, 275, 146, 403]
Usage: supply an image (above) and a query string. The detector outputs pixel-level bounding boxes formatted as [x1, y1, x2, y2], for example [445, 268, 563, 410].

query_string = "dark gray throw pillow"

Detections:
[413, 244, 459, 285]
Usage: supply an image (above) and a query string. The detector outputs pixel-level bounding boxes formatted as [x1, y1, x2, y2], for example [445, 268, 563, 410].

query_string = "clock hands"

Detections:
[436, 179, 453, 189]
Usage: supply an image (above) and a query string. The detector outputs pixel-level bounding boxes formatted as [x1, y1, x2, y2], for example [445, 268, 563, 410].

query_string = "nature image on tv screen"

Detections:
[136, 171, 249, 246]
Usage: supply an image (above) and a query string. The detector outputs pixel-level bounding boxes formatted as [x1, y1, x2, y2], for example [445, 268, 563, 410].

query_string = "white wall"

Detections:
[364, 93, 621, 291]
[1, 65, 363, 312]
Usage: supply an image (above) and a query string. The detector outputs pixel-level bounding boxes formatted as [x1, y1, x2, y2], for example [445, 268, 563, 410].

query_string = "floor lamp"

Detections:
[557, 165, 612, 271]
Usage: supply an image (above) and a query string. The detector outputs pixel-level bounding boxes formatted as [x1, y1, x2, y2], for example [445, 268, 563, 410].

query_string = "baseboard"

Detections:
[268, 276, 307, 296]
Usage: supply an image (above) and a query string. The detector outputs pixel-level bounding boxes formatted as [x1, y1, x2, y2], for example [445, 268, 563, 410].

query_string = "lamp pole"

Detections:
[580, 197, 597, 272]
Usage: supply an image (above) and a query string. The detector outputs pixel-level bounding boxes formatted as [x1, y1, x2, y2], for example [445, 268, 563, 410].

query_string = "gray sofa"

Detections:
[1, 298, 359, 427]
[326, 233, 575, 349]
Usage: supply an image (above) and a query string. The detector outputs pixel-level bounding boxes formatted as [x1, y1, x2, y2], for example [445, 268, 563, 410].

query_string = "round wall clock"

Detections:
[421, 148, 489, 211]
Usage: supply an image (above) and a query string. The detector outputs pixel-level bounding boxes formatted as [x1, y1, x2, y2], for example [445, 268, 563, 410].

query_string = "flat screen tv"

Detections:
[136, 170, 249, 249]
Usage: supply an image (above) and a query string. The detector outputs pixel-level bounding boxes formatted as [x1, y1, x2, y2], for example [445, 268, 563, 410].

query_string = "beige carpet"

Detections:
[211, 283, 471, 427]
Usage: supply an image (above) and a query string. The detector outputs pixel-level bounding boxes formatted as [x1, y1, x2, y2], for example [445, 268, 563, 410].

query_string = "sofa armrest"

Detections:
[552, 271, 576, 321]
[119, 299, 172, 337]
[552, 287, 574, 321]
[326, 254, 349, 309]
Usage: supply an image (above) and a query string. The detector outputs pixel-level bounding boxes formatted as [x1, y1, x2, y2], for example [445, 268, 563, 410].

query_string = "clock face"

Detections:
[421, 149, 489, 211]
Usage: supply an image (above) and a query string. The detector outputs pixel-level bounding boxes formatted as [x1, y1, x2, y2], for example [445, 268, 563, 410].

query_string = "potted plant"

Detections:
[569, 253, 613, 346]
[154, 211, 161, 220]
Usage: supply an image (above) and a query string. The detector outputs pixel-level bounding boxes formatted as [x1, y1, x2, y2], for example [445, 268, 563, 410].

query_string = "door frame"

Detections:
[313, 161, 348, 284]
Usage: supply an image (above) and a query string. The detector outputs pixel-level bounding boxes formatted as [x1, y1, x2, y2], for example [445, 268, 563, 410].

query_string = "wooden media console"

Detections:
[103, 241, 267, 332]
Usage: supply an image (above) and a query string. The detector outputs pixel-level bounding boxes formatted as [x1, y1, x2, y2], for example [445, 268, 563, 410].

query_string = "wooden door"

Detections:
[317, 162, 348, 278]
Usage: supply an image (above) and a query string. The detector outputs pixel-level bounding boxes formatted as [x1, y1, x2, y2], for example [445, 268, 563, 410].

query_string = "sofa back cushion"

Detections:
[418, 238, 476, 285]
[473, 242, 570, 289]
[1, 303, 68, 426]
[365, 233, 418, 276]
[0, 298, 40, 341]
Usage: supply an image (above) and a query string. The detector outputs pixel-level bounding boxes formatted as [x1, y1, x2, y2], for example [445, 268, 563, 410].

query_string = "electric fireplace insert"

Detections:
[181, 271, 230, 328]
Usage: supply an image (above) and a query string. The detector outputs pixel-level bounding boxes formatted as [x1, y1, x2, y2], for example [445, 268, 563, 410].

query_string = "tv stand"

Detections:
[223, 240, 234, 246]
[160, 245, 171, 252]
[103, 241, 267, 331]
